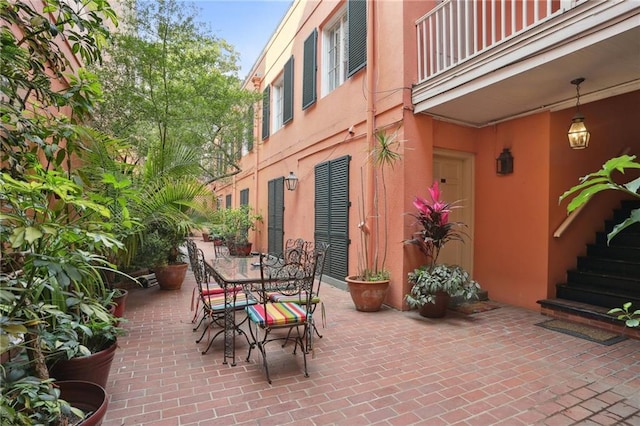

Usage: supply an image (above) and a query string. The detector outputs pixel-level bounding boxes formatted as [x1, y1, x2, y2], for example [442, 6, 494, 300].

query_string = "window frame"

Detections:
[272, 74, 285, 133]
[322, 8, 348, 96]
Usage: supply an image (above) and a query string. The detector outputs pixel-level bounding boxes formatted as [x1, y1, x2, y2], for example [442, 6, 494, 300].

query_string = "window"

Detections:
[272, 75, 284, 132]
[323, 11, 348, 94]
[225, 194, 232, 208]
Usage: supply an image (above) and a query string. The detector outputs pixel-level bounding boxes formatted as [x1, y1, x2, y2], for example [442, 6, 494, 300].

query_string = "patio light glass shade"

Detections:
[284, 171, 298, 191]
[567, 113, 590, 149]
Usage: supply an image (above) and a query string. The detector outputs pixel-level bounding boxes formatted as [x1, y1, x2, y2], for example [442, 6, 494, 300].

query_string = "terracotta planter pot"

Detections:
[49, 340, 117, 389]
[56, 380, 108, 426]
[155, 262, 188, 290]
[202, 233, 211, 242]
[345, 276, 390, 312]
[227, 242, 252, 257]
[419, 291, 451, 318]
[111, 289, 128, 319]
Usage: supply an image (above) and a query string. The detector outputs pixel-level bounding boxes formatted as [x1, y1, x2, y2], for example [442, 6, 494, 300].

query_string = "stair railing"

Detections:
[553, 204, 586, 238]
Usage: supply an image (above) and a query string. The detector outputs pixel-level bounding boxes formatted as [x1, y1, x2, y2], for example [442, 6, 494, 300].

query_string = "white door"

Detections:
[433, 151, 474, 273]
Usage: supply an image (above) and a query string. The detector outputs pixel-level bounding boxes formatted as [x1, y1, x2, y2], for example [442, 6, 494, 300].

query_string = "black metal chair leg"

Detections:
[202, 328, 225, 355]
[257, 342, 272, 384]
[192, 311, 208, 332]
[195, 321, 210, 343]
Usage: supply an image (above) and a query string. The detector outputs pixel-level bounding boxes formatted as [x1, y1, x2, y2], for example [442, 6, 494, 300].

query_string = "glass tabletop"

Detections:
[206, 256, 262, 284]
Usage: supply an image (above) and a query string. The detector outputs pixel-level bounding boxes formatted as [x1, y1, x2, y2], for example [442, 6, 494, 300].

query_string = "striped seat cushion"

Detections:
[246, 302, 307, 327]
[268, 292, 320, 305]
[202, 285, 242, 296]
[205, 292, 256, 311]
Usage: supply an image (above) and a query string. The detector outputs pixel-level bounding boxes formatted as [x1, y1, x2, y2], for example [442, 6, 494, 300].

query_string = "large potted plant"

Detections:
[132, 222, 189, 290]
[0, 169, 123, 423]
[346, 130, 402, 312]
[0, 1, 121, 423]
[404, 181, 480, 317]
[44, 295, 123, 389]
[219, 206, 262, 256]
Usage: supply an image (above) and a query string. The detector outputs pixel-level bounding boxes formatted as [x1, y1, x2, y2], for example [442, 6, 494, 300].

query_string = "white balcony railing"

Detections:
[416, 0, 585, 83]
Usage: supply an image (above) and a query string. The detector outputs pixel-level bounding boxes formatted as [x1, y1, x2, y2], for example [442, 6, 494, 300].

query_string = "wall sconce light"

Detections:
[284, 171, 298, 191]
[496, 148, 514, 175]
[567, 77, 590, 149]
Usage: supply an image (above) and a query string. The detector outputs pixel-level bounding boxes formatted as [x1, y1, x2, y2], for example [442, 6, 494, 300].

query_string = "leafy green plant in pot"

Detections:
[346, 130, 402, 312]
[219, 205, 262, 256]
[1, 0, 122, 422]
[0, 169, 125, 421]
[130, 176, 214, 289]
[133, 221, 189, 290]
[404, 181, 480, 318]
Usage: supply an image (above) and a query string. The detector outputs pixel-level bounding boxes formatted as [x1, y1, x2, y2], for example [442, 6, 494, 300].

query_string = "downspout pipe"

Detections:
[252, 75, 262, 247]
[366, 0, 377, 271]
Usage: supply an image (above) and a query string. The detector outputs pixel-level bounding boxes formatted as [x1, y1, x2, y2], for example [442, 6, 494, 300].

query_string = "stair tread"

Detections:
[558, 282, 640, 297]
[567, 269, 640, 281]
[537, 298, 621, 323]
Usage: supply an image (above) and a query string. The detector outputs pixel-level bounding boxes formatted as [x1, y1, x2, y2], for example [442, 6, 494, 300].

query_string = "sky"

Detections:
[188, 0, 293, 79]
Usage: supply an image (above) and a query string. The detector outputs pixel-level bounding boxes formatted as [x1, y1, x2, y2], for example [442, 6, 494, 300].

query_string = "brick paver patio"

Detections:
[103, 240, 640, 425]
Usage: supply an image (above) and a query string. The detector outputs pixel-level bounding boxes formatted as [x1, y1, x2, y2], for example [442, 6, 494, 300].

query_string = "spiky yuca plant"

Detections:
[355, 130, 401, 281]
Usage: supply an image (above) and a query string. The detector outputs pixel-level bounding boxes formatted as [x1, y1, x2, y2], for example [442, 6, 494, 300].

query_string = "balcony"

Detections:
[412, 0, 640, 127]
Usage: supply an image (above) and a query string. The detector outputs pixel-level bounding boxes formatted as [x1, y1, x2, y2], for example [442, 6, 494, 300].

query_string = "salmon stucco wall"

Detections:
[474, 114, 551, 310]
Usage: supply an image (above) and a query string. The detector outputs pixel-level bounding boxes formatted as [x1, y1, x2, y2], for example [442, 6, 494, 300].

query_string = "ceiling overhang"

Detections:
[411, 1, 640, 127]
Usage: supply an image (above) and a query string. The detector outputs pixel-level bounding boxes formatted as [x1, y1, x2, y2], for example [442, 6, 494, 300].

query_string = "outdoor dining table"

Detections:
[204, 255, 263, 366]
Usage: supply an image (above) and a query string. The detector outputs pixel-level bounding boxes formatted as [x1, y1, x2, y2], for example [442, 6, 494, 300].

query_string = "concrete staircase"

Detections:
[538, 199, 640, 339]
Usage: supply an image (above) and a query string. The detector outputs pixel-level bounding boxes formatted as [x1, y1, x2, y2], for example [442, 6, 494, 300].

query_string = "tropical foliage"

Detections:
[405, 264, 480, 308]
[404, 181, 478, 307]
[1, 0, 124, 422]
[0, 0, 229, 422]
[608, 302, 640, 328]
[559, 154, 640, 244]
[92, 0, 259, 185]
[217, 206, 263, 246]
[405, 181, 467, 266]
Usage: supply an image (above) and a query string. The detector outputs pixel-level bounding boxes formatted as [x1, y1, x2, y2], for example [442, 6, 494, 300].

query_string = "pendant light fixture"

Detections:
[567, 77, 590, 149]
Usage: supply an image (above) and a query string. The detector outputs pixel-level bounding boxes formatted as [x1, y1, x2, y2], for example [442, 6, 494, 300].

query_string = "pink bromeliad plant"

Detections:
[405, 181, 467, 267]
[405, 181, 478, 310]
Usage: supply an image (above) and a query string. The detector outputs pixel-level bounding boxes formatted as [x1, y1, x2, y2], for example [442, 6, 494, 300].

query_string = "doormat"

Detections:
[451, 301, 501, 315]
[536, 319, 627, 346]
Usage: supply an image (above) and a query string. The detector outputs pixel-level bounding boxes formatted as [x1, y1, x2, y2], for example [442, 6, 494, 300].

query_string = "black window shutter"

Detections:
[283, 56, 294, 125]
[315, 155, 350, 280]
[240, 188, 249, 206]
[262, 86, 270, 140]
[302, 29, 317, 110]
[246, 105, 254, 151]
[347, 0, 367, 77]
